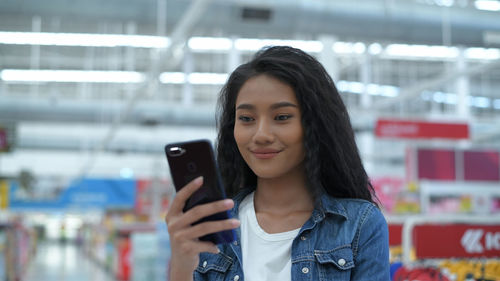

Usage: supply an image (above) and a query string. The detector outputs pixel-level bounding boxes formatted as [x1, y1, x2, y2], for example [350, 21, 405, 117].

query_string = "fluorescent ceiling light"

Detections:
[1, 69, 145, 83]
[433, 92, 458, 105]
[385, 44, 458, 59]
[470, 96, 491, 108]
[0, 31, 169, 48]
[333, 42, 356, 54]
[475, 0, 500, 11]
[336, 81, 348, 92]
[444, 93, 458, 104]
[159, 72, 228, 85]
[159, 72, 186, 84]
[465, 48, 500, 60]
[378, 86, 400, 97]
[235, 39, 323, 52]
[3, 68, 498, 110]
[336, 80, 399, 97]
[346, 81, 365, 94]
[353, 43, 366, 54]
[436, 0, 454, 7]
[433, 91, 446, 103]
[188, 73, 228, 85]
[428, 92, 495, 108]
[368, 43, 383, 55]
[2, 32, 499, 62]
[332, 42, 366, 54]
[188, 37, 232, 51]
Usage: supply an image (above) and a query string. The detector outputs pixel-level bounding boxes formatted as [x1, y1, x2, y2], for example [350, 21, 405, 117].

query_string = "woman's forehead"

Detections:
[235, 75, 298, 107]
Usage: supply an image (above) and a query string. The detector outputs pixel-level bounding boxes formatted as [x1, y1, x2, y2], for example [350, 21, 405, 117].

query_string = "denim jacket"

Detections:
[194, 188, 390, 281]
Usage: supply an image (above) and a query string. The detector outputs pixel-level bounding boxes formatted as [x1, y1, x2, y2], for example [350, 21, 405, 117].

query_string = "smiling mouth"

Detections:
[251, 150, 281, 159]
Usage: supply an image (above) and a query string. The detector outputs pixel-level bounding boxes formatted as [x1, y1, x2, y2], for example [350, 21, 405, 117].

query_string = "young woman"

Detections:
[165, 46, 390, 281]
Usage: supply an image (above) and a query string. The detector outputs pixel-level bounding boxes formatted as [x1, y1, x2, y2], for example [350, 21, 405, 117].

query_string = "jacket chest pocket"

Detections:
[314, 245, 354, 281]
[194, 253, 233, 281]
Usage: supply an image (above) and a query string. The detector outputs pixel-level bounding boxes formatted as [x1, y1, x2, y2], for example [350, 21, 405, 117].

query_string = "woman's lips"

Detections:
[251, 149, 281, 159]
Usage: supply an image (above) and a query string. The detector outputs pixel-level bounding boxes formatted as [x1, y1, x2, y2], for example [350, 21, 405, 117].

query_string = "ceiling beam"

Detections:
[371, 59, 500, 111]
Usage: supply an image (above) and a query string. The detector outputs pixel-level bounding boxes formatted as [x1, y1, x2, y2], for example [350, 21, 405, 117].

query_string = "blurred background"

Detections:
[1, 0, 500, 280]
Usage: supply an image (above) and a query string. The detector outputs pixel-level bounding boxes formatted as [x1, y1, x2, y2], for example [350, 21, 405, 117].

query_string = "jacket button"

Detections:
[202, 261, 207, 268]
[300, 235, 307, 241]
[338, 258, 346, 266]
[233, 241, 238, 246]
[302, 267, 309, 274]
[233, 275, 240, 281]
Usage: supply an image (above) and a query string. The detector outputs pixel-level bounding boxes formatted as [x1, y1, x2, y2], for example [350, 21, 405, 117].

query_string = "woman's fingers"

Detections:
[165, 176, 239, 258]
[165, 176, 237, 277]
[175, 239, 220, 256]
[181, 198, 234, 226]
[175, 218, 240, 241]
[166, 198, 236, 238]
[166, 176, 236, 231]
[167, 176, 204, 216]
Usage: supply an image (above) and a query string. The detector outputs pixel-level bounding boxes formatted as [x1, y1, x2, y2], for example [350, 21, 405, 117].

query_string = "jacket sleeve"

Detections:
[350, 204, 391, 281]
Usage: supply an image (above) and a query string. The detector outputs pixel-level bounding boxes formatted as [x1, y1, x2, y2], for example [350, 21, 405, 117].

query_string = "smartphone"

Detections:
[164, 139, 236, 244]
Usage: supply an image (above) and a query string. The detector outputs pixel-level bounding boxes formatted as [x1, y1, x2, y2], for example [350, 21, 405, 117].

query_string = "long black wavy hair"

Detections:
[216, 46, 376, 204]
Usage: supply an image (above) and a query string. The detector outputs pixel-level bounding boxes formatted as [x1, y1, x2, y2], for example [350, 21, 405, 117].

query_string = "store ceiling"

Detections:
[1, 0, 500, 46]
[1, 0, 500, 179]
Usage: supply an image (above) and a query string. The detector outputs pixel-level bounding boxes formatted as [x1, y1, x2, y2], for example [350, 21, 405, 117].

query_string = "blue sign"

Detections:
[9, 178, 136, 210]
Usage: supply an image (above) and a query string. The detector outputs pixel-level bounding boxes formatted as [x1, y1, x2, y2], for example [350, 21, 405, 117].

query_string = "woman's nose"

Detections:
[253, 119, 275, 144]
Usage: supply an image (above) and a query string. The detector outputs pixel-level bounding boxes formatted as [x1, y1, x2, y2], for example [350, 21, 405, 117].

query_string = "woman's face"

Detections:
[234, 74, 305, 180]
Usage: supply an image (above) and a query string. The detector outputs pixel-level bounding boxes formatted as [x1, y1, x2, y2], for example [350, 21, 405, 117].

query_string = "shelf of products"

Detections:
[77, 213, 171, 281]
[420, 181, 500, 214]
[0, 219, 36, 281]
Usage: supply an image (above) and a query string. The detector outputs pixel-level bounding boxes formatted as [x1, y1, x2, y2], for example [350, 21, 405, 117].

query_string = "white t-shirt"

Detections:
[239, 192, 301, 281]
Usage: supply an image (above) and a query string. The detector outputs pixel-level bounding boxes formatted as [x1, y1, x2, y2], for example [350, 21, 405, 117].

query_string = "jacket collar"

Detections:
[231, 187, 348, 222]
[312, 191, 349, 222]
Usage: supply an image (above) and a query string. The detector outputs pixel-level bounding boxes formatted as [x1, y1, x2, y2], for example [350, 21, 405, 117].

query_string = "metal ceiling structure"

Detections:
[1, 0, 500, 179]
[1, 0, 500, 46]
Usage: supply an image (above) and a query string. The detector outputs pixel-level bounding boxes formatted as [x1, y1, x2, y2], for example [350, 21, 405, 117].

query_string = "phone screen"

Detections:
[165, 139, 235, 244]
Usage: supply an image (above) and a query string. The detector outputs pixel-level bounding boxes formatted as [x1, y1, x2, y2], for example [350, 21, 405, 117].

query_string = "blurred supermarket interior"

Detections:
[1, 0, 500, 280]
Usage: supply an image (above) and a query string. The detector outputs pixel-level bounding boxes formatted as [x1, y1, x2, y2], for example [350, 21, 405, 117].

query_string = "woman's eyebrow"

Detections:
[235, 103, 254, 110]
[236, 102, 298, 111]
[270, 101, 298, 110]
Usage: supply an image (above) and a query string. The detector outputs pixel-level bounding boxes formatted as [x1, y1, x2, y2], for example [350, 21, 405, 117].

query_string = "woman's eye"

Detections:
[275, 114, 292, 121]
[238, 116, 254, 122]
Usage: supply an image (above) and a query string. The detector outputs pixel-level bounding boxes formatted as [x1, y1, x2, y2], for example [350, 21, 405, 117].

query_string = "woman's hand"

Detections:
[165, 176, 240, 280]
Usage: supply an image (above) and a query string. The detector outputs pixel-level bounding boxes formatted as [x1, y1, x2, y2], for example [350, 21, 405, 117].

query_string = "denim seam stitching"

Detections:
[313, 243, 351, 254]
[292, 256, 316, 262]
[352, 203, 374, 260]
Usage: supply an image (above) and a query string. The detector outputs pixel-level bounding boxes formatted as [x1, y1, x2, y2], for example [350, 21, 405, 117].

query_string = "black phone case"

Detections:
[165, 139, 236, 245]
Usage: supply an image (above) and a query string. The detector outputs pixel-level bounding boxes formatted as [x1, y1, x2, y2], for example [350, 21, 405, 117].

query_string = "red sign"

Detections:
[414, 224, 500, 258]
[388, 223, 403, 246]
[375, 119, 469, 139]
[464, 150, 500, 181]
[417, 149, 456, 180]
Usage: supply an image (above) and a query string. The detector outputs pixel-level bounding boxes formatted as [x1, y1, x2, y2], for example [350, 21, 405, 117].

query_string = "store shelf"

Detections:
[420, 181, 500, 214]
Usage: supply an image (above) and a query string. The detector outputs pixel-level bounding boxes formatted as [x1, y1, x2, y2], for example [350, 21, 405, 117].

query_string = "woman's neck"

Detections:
[254, 167, 313, 216]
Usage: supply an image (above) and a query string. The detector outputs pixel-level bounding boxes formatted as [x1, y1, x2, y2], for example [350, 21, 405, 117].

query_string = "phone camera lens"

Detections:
[169, 147, 186, 156]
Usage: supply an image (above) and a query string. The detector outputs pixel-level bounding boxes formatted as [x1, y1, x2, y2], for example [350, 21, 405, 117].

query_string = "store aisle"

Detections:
[23, 242, 115, 281]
